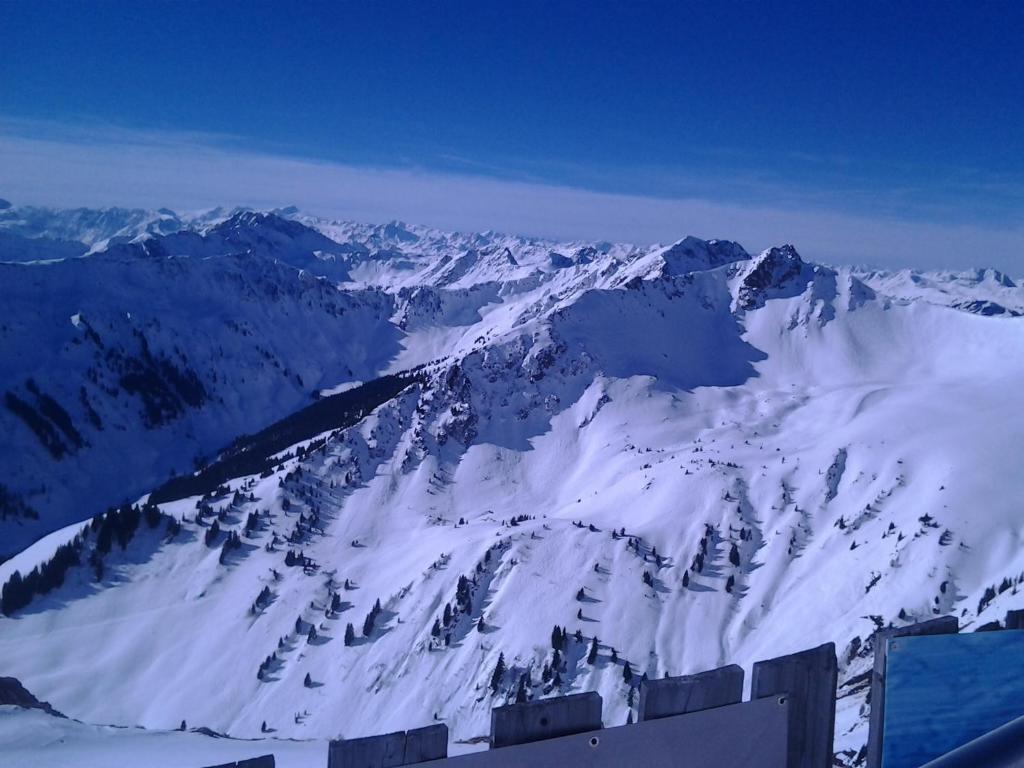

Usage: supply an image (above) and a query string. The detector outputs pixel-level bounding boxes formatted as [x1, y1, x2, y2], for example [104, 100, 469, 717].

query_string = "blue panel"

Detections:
[881, 630, 1024, 768]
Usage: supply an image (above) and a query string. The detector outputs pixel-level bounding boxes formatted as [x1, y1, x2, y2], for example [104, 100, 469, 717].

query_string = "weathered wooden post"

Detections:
[328, 731, 406, 768]
[489, 691, 602, 748]
[403, 724, 448, 763]
[328, 724, 447, 768]
[638, 664, 743, 721]
[752, 642, 837, 768]
[865, 616, 957, 768]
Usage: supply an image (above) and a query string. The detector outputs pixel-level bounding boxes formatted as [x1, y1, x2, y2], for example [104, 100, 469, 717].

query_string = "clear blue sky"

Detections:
[1, 1, 1022, 269]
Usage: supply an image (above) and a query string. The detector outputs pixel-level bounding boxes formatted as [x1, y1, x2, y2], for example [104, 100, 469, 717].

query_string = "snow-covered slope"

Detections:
[1, 204, 1022, 767]
[0, 213, 401, 555]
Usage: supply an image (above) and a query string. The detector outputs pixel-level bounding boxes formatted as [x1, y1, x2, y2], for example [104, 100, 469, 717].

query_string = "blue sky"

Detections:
[1, 1, 1022, 269]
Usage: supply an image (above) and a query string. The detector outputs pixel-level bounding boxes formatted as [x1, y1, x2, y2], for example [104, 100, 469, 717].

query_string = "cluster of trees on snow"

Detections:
[218, 530, 242, 563]
[257, 651, 278, 681]
[250, 585, 273, 615]
[1, 538, 81, 615]
[363, 598, 383, 637]
[149, 372, 417, 504]
[427, 544, 505, 650]
[978, 573, 1023, 615]
[2, 501, 168, 615]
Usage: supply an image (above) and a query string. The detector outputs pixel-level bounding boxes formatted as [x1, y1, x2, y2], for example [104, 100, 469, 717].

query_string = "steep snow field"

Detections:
[1, 202, 1023, 766]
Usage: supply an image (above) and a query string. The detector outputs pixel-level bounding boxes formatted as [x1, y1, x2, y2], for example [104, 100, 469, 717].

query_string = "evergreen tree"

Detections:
[682, 571, 690, 588]
[576, 587, 586, 601]
[304, 673, 312, 687]
[307, 625, 317, 643]
[443, 602, 452, 626]
[144, 502, 161, 529]
[587, 636, 599, 664]
[477, 615, 486, 633]
[432, 618, 442, 637]
[205, 518, 220, 547]
[515, 674, 528, 703]
[180, 720, 187, 731]
[490, 653, 506, 693]
[344, 623, 356, 646]
[726, 575, 735, 593]
[610, 647, 618, 663]
[623, 661, 633, 684]
[729, 543, 740, 567]
[551, 625, 563, 650]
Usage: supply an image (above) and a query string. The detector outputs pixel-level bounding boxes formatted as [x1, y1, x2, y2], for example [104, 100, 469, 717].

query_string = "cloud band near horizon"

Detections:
[1, 119, 1021, 274]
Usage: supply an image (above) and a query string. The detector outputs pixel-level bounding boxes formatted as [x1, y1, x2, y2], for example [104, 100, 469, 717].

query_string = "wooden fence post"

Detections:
[404, 724, 448, 764]
[490, 691, 602, 749]
[638, 664, 744, 722]
[328, 731, 406, 768]
[752, 642, 837, 768]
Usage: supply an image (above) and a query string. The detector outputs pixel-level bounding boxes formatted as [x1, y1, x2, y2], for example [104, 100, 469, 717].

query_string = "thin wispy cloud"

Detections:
[1, 118, 1021, 274]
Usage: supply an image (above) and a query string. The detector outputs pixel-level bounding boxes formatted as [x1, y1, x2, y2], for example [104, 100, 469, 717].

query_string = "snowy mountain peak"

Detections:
[736, 243, 815, 310]
[656, 235, 750, 276]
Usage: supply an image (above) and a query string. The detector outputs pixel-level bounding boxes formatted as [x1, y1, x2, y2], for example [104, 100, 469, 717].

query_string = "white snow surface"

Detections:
[1, 203, 1023, 766]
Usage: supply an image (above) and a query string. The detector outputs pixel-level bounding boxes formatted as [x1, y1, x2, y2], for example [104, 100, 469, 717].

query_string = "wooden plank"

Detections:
[751, 642, 837, 768]
[1006, 609, 1024, 630]
[638, 664, 743, 722]
[881, 630, 1024, 768]
[404, 724, 448, 764]
[328, 731, 406, 768]
[865, 616, 957, 768]
[490, 691, 602, 749]
[418, 696, 788, 768]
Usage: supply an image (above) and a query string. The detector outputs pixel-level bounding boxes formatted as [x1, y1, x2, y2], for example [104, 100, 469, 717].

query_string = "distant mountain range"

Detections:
[1, 200, 1022, 766]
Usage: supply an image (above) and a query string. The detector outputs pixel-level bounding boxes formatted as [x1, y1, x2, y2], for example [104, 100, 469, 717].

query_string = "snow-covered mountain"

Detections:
[1, 201, 1022, 767]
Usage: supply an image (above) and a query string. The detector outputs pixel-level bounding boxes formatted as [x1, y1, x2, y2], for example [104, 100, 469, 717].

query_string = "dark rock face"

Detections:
[954, 300, 1020, 317]
[660, 236, 750, 276]
[737, 245, 807, 311]
[0, 677, 65, 717]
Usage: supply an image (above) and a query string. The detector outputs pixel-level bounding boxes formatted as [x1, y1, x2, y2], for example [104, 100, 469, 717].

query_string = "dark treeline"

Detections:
[1, 501, 166, 616]
[151, 371, 421, 504]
